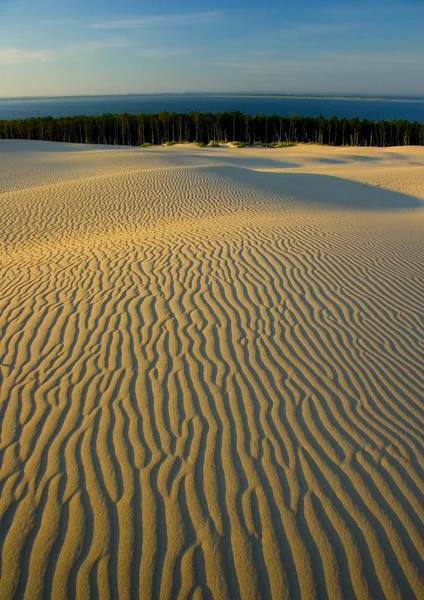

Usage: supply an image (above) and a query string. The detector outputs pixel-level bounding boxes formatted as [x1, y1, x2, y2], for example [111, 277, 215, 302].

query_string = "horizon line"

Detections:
[1, 91, 424, 102]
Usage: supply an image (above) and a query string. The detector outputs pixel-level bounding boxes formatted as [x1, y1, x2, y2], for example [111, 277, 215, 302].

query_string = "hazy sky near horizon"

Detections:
[1, 0, 423, 97]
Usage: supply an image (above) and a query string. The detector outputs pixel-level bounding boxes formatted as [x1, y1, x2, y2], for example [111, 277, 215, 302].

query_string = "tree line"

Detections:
[1, 111, 423, 147]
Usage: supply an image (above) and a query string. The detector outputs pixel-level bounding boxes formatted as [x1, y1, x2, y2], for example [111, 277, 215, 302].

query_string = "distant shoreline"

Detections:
[2, 95, 423, 124]
[2, 92, 424, 102]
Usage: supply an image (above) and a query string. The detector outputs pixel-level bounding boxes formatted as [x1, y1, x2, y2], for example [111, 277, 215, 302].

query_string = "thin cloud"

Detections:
[66, 40, 131, 52]
[243, 20, 370, 49]
[0, 40, 130, 64]
[92, 10, 222, 29]
[0, 48, 53, 63]
[280, 21, 368, 39]
[42, 11, 223, 30]
[213, 51, 424, 73]
[137, 48, 189, 58]
[40, 19, 86, 26]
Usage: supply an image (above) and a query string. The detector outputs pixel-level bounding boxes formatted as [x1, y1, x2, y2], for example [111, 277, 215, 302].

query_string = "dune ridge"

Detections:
[0, 141, 423, 599]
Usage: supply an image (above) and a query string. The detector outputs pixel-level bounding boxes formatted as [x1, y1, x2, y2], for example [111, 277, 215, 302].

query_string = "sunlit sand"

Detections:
[1, 140, 423, 599]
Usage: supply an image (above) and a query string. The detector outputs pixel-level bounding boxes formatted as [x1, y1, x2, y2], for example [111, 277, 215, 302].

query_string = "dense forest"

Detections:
[1, 111, 423, 147]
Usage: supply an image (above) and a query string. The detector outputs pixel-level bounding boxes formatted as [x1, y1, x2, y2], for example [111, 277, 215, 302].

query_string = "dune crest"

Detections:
[0, 141, 423, 600]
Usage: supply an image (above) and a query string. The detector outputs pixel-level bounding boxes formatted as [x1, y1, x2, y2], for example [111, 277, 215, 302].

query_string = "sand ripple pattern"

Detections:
[0, 143, 423, 600]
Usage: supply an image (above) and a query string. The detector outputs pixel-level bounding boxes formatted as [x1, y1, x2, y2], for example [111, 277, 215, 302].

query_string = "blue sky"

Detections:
[1, 0, 423, 97]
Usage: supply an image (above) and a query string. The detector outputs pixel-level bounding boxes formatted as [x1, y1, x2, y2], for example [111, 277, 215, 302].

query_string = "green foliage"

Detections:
[196, 141, 206, 147]
[1, 111, 423, 148]
[207, 140, 220, 147]
[271, 141, 297, 148]
[162, 141, 178, 146]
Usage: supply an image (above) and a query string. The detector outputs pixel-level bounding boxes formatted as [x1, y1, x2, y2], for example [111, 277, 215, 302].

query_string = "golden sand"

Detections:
[0, 141, 423, 599]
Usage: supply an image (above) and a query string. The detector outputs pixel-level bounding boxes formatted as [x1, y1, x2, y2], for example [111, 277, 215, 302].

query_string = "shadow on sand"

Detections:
[209, 166, 423, 210]
[0, 140, 138, 153]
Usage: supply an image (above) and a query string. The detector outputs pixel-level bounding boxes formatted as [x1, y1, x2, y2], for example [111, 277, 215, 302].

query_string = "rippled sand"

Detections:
[1, 141, 423, 600]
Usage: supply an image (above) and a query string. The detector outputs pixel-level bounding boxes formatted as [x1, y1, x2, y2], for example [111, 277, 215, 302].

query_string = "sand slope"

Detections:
[0, 141, 423, 600]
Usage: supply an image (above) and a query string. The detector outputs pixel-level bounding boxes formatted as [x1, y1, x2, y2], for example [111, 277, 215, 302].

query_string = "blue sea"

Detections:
[1, 94, 424, 122]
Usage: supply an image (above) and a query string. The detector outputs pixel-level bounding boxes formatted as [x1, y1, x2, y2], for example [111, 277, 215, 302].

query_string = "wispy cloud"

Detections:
[279, 21, 368, 40]
[213, 51, 424, 73]
[42, 11, 223, 30]
[0, 48, 53, 63]
[39, 19, 84, 26]
[136, 48, 189, 59]
[65, 39, 131, 52]
[0, 40, 130, 64]
[243, 20, 370, 50]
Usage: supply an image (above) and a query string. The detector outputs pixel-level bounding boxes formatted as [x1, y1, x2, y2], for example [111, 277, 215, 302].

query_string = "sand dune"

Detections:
[0, 141, 423, 600]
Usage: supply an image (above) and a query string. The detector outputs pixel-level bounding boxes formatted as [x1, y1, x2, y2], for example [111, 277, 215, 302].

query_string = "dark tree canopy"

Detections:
[1, 111, 423, 147]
